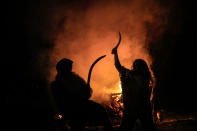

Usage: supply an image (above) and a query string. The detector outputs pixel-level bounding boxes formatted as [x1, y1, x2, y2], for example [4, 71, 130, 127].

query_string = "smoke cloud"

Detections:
[32, 0, 169, 104]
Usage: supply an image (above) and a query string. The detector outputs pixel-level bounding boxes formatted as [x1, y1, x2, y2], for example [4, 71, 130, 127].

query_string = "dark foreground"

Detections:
[84, 119, 197, 131]
[7, 111, 197, 131]
[156, 119, 197, 131]
[13, 117, 197, 131]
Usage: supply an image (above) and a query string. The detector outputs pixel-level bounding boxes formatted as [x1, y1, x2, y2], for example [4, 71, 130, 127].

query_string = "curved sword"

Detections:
[114, 32, 121, 49]
[87, 55, 106, 85]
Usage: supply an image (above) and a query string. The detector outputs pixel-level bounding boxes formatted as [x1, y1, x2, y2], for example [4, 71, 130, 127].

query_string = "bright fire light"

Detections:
[54, 114, 63, 120]
[119, 82, 122, 93]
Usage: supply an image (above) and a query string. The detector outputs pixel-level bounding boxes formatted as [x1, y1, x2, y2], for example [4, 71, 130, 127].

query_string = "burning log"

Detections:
[105, 92, 123, 126]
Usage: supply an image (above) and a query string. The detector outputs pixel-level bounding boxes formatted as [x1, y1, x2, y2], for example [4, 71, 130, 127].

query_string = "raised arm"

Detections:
[112, 48, 122, 71]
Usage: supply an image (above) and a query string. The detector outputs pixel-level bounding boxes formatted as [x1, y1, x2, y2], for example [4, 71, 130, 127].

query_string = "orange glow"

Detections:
[47, 0, 167, 104]
[54, 114, 63, 120]
[119, 82, 122, 93]
[157, 112, 161, 122]
[49, 33, 154, 104]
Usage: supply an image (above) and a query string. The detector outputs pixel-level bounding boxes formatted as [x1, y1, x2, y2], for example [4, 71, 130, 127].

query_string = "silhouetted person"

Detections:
[112, 47, 155, 131]
[51, 58, 92, 130]
[51, 58, 114, 131]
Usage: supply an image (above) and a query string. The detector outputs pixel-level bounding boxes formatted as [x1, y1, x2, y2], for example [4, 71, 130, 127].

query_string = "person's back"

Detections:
[51, 58, 114, 131]
[118, 67, 139, 114]
[52, 72, 91, 108]
[51, 58, 91, 118]
[55, 72, 90, 99]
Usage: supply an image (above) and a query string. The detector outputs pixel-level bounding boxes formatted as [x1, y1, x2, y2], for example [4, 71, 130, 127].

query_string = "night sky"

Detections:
[4, 0, 197, 128]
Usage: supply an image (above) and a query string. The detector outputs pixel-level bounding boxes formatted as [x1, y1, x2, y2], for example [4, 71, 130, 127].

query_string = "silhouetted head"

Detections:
[133, 59, 151, 79]
[56, 58, 73, 73]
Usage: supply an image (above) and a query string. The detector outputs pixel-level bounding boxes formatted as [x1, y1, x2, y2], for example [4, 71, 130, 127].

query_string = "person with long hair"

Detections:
[112, 46, 155, 131]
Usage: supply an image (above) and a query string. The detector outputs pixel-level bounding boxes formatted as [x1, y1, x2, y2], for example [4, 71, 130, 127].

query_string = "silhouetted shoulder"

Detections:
[118, 66, 132, 79]
[71, 72, 87, 85]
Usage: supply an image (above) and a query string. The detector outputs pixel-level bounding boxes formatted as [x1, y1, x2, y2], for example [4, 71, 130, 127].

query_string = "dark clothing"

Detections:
[51, 71, 91, 119]
[51, 71, 113, 131]
[117, 66, 155, 131]
[53, 72, 91, 99]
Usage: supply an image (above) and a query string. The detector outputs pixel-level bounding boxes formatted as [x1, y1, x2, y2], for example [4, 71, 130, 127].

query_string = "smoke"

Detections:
[33, 0, 170, 104]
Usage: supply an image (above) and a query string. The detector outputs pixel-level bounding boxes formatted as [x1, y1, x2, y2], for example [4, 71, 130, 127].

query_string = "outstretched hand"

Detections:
[111, 47, 117, 54]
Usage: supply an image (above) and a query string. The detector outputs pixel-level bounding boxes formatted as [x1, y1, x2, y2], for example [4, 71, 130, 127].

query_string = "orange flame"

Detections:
[47, 0, 165, 105]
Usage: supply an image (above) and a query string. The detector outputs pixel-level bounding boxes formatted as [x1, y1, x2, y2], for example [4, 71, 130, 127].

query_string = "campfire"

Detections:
[106, 92, 123, 126]
[104, 80, 157, 126]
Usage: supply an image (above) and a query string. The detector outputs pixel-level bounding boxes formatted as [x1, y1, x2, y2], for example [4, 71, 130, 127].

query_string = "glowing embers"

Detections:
[105, 82, 123, 126]
[54, 113, 63, 120]
[156, 111, 161, 122]
[155, 110, 197, 125]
